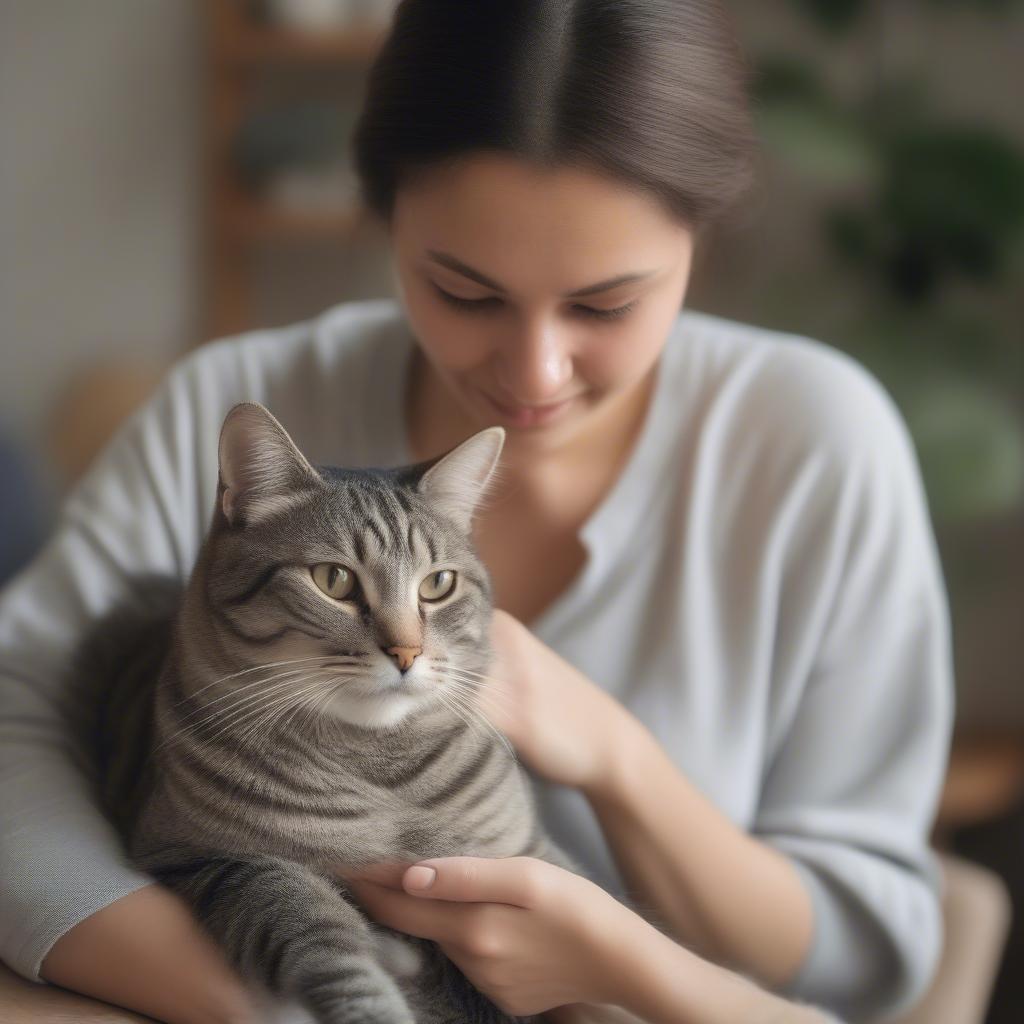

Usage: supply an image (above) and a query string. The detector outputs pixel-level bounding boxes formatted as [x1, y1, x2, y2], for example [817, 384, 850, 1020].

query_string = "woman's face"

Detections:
[390, 153, 695, 452]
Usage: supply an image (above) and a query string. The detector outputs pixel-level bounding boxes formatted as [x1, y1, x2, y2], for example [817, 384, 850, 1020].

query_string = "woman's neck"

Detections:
[404, 345, 658, 514]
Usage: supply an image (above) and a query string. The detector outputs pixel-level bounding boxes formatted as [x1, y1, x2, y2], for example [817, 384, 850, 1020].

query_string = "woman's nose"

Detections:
[495, 317, 574, 404]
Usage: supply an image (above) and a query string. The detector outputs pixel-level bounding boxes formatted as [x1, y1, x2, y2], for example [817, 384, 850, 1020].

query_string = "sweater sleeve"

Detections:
[0, 349, 225, 982]
[746, 346, 954, 1022]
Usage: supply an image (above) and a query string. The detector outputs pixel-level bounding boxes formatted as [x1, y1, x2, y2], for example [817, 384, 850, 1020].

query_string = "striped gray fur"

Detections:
[65, 402, 579, 1024]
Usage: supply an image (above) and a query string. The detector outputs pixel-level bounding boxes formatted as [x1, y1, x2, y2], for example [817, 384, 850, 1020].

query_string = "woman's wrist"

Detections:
[582, 881, 678, 1013]
[606, 913, 830, 1024]
[578, 703, 647, 805]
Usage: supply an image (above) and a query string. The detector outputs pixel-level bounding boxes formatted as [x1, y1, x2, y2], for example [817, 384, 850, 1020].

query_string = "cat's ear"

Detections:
[416, 427, 505, 532]
[217, 402, 321, 528]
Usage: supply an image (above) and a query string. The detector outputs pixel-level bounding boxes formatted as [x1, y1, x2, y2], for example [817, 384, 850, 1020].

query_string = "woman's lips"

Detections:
[483, 391, 577, 427]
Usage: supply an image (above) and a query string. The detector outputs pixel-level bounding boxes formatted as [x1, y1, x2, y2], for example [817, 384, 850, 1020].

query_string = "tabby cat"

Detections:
[68, 401, 582, 1024]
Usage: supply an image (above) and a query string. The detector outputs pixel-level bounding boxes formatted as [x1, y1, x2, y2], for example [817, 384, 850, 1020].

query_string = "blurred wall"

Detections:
[697, 2, 1024, 334]
[4, 1, 1022, 459]
[0, 1, 202, 456]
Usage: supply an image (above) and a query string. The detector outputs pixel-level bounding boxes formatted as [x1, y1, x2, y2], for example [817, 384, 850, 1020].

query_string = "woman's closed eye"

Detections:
[431, 284, 638, 322]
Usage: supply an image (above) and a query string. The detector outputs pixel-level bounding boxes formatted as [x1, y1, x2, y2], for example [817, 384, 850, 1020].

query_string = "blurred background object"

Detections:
[0, 422, 51, 588]
[1, 0, 1022, 1019]
[47, 361, 166, 487]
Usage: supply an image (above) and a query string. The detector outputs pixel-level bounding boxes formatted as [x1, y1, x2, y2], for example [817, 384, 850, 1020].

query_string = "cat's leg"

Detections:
[151, 854, 415, 1024]
[397, 938, 529, 1024]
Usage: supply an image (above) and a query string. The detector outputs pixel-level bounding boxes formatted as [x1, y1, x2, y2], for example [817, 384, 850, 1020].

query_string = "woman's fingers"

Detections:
[349, 879, 479, 943]
[399, 856, 550, 907]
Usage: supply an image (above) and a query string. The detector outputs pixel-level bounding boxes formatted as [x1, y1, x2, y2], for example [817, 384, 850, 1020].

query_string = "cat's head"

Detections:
[194, 401, 506, 733]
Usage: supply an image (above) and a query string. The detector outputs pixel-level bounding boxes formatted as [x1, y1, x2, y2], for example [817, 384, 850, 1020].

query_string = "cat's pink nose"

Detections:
[385, 645, 422, 672]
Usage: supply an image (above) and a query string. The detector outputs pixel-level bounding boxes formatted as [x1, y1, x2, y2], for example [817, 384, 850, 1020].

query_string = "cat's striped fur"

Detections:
[70, 402, 580, 1024]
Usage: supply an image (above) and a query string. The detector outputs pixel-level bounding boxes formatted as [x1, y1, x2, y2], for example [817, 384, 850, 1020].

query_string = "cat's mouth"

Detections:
[347, 669, 426, 699]
[320, 669, 430, 730]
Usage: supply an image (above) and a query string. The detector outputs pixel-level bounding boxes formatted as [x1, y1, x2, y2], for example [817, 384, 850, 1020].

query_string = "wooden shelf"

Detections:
[937, 732, 1024, 832]
[202, 0, 385, 339]
[226, 197, 373, 244]
[224, 23, 387, 66]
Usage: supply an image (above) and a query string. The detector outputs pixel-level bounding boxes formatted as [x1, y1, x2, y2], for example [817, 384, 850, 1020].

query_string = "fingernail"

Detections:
[404, 865, 436, 891]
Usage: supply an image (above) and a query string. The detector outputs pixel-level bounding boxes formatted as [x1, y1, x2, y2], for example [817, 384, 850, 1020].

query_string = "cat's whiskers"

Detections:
[444, 687, 520, 725]
[155, 675, 322, 753]
[236, 665, 363, 747]
[198, 674, 344, 753]
[168, 666, 325, 729]
[233, 672, 341, 751]
[441, 664, 511, 687]
[442, 675, 520, 733]
[174, 655, 359, 706]
[172, 658, 359, 740]
[165, 659, 361, 744]
[447, 694, 518, 763]
[295, 677, 348, 739]
[430, 687, 484, 745]
[441, 671, 520, 716]
[222, 674, 345, 791]
[426, 672, 517, 762]
[273, 671, 354, 738]
[441, 662, 514, 691]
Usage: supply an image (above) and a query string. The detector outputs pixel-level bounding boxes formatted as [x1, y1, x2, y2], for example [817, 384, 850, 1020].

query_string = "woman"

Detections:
[0, 2, 951, 1023]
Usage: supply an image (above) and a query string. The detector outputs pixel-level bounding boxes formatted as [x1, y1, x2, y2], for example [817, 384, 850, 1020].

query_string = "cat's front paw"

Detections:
[371, 925, 424, 980]
[306, 959, 417, 1024]
[250, 966, 416, 1024]
[316, 991, 417, 1024]
[248, 984, 318, 1024]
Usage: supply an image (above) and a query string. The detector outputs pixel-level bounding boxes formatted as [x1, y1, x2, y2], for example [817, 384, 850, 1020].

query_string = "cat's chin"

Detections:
[323, 690, 425, 730]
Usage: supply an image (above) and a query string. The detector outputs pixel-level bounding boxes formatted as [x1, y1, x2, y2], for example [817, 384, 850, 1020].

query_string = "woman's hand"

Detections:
[341, 855, 629, 1018]
[342, 857, 836, 1024]
[480, 609, 636, 793]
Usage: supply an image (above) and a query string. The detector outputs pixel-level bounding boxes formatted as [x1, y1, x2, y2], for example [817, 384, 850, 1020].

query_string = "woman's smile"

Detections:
[482, 389, 578, 428]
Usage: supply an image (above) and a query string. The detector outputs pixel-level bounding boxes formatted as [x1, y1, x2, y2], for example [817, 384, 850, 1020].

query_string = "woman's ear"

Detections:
[217, 402, 321, 528]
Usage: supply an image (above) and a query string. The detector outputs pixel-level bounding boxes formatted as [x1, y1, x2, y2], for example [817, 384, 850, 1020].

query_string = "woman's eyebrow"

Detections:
[425, 249, 658, 297]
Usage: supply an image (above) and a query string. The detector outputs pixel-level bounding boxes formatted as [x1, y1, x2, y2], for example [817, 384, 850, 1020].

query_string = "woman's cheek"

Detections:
[412, 302, 487, 372]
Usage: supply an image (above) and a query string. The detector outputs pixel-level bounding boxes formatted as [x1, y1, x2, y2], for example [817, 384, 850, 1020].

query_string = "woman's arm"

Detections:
[480, 612, 813, 988]
[597, 883, 830, 1024]
[39, 885, 256, 1024]
[580, 354, 953, 1018]
[0, 356, 211, 984]
[581, 715, 814, 988]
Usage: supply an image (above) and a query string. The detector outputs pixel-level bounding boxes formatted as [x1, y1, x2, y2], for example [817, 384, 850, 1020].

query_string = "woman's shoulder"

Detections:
[161, 296, 405, 415]
[177, 297, 408, 386]
[155, 298, 409, 458]
[673, 309, 917, 474]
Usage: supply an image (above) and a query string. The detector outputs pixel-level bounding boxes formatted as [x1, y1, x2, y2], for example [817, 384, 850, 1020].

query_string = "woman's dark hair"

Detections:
[352, 0, 760, 234]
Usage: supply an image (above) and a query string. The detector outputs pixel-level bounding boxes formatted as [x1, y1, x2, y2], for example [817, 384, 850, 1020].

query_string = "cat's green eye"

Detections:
[419, 569, 456, 602]
[311, 563, 356, 600]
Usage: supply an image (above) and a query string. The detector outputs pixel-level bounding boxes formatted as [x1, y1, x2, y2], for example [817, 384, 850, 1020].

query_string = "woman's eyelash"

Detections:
[432, 285, 638, 322]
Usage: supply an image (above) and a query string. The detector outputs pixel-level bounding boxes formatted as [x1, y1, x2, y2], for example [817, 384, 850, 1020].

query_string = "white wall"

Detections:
[0, 1, 201, 451]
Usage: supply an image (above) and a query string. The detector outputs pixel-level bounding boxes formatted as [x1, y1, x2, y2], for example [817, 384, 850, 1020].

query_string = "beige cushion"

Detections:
[883, 851, 1012, 1024]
